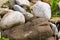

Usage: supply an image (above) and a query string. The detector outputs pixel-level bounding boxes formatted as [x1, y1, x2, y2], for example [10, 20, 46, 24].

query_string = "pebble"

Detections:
[14, 5, 26, 14]
[31, 1, 51, 20]
[24, 12, 34, 20]
[50, 23, 58, 36]
[0, 11, 25, 29]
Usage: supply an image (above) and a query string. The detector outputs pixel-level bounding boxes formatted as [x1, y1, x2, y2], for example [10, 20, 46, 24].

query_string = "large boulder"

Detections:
[32, 18, 53, 40]
[3, 18, 53, 40]
[3, 22, 39, 40]
[31, 1, 51, 20]
[0, 11, 25, 29]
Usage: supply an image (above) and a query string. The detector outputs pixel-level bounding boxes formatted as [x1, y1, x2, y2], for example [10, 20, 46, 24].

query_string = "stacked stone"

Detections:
[0, 0, 58, 40]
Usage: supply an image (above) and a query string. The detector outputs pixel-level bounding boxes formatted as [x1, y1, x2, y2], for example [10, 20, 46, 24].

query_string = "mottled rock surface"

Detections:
[3, 18, 53, 40]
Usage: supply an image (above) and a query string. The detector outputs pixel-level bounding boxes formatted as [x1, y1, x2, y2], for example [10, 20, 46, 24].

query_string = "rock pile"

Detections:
[0, 0, 58, 40]
[3, 18, 54, 40]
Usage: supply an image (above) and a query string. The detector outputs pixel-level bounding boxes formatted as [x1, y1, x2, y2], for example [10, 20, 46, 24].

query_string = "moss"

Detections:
[1, 0, 9, 8]
[0, 37, 9, 40]
[50, 0, 60, 18]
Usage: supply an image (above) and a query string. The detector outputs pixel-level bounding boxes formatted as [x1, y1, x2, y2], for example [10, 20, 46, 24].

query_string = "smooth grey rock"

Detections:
[14, 5, 26, 14]
[50, 23, 58, 36]
[16, 0, 30, 6]
[0, 11, 25, 29]
[31, 1, 51, 20]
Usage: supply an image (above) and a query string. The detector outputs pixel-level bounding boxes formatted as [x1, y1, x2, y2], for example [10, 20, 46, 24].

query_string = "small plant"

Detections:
[50, 0, 60, 17]
[0, 37, 9, 40]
